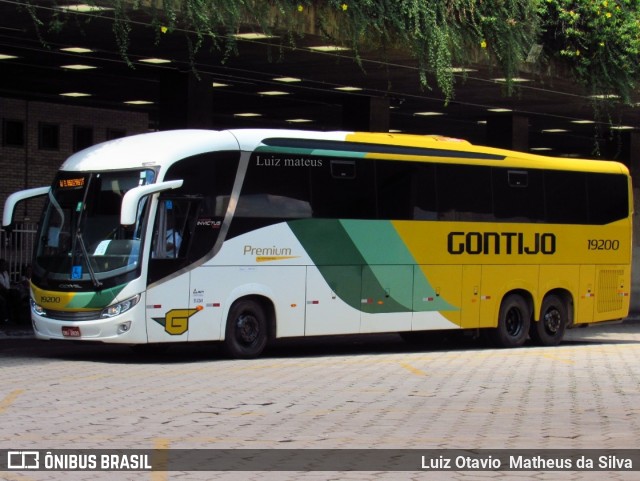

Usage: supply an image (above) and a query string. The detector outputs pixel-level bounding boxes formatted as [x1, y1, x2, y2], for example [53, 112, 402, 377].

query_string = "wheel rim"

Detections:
[235, 314, 260, 344]
[505, 307, 524, 337]
[543, 307, 562, 335]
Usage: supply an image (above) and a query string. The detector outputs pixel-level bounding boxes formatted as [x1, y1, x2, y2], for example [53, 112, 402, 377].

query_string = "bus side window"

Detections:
[152, 199, 195, 259]
[544, 170, 588, 224]
[437, 164, 492, 221]
[493, 168, 544, 222]
[413, 164, 437, 220]
[375, 161, 437, 220]
[311, 158, 376, 219]
[227, 152, 313, 238]
[587, 173, 629, 224]
[376, 160, 413, 220]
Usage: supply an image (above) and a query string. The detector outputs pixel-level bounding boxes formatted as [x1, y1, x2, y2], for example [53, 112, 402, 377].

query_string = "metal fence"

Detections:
[1, 222, 38, 283]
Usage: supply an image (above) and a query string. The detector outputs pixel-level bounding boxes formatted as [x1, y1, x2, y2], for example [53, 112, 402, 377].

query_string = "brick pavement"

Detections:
[1, 320, 640, 480]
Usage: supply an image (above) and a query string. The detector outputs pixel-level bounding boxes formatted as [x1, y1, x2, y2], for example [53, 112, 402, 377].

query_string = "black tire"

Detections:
[224, 299, 268, 359]
[530, 294, 567, 346]
[490, 294, 531, 348]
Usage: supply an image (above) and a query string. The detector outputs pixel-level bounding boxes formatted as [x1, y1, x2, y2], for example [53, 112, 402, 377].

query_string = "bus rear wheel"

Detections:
[490, 294, 530, 348]
[224, 299, 268, 359]
[530, 294, 567, 346]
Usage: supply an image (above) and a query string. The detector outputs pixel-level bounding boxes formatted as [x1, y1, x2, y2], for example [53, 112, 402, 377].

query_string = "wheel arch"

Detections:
[487, 289, 534, 347]
[223, 291, 277, 341]
[500, 288, 534, 322]
[537, 288, 574, 326]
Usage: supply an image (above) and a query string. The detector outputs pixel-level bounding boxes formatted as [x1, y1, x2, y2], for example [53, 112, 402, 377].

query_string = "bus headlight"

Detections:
[101, 295, 141, 319]
[30, 298, 46, 316]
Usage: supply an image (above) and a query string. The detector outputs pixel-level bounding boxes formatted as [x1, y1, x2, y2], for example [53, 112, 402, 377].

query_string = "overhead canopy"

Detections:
[0, 0, 639, 161]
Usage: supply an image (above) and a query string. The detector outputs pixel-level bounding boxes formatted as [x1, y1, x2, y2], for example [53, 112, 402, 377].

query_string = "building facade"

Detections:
[1, 97, 148, 222]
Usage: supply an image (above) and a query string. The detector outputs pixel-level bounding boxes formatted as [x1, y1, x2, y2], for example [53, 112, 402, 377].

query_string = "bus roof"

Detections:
[60, 130, 239, 171]
[60, 128, 629, 176]
[230, 129, 629, 175]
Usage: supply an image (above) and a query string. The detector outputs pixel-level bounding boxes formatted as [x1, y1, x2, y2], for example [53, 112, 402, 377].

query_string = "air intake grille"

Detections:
[43, 309, 102, 321]
[597, 269, 624, 313]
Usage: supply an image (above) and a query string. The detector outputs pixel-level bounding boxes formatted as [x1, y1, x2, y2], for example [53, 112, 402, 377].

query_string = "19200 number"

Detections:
[587, 239, 620, 250]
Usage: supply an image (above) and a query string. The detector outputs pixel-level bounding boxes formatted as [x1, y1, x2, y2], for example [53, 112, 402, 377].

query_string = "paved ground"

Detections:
[1, 320, 640, 481]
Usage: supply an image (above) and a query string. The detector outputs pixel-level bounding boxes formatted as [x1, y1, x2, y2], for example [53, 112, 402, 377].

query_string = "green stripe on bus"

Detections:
[340, 220, 456, 312]
[288, 219, 365, 311]
[288, 219, 457, 313]
[65, 284, 126, 309]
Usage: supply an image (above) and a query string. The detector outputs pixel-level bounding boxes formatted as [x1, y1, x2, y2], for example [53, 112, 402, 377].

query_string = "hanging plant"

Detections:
[314, 0, 541, 101]
[541, 0, 640, 103]
[14, 0, 640, 104]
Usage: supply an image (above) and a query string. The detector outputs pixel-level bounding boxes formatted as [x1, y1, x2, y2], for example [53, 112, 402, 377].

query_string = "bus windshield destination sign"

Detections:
[58, 177, 85, 188]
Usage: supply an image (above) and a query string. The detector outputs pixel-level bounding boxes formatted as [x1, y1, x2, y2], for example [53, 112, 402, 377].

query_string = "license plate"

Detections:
[62, 326, 81, 337]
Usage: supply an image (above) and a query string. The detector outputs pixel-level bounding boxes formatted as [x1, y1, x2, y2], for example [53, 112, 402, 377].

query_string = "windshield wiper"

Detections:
[76, 230, 102, 289]
[69, 174, 102, 289]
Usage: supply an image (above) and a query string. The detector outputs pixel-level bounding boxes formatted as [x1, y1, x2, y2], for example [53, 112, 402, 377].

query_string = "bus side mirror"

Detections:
[2, 186, 50, 228]
[120, 180, 184, 225]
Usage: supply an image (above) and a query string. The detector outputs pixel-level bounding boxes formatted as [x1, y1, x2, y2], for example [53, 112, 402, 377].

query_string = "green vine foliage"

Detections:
[17, 0, 640, 104]
[284, 0, 543, 101]
[542, 0, 640, 104]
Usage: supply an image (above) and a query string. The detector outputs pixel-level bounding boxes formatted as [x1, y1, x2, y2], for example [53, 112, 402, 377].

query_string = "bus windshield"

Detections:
[35, 169, 155, 285]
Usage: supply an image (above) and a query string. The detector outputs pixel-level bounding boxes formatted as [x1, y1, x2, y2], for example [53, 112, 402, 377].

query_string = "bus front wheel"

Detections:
[490, 294, 531, 348]
[530, 294, 567, 346]
[224, 299, 268, 359]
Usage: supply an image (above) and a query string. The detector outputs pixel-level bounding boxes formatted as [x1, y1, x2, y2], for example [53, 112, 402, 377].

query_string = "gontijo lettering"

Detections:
[448, 231, 556, 255]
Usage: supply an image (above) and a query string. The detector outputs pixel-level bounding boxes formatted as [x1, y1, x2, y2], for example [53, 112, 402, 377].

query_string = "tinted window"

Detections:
[413, 165, 438, 219]
[311, 157, 376, 219]
[164, 152, 239, 218]
[149, 151, 239, 284]
[226, 152, 314, 238]
[377, 160, 414, 220]
[544, 170, 588, 224]
[237, 153, 313, 219]
[376, 161, 437, 220]
[493, 168, 544, 222]
[229, 153, 629, 228]
[587, 173, 629, 224]
[437, 164, 493, 221]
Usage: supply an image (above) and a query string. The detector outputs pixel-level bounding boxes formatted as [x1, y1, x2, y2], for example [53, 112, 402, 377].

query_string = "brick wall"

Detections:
[1, 98, 148, 221]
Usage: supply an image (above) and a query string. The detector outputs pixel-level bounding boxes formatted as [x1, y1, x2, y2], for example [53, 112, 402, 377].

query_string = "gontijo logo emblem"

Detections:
[152, 307, 202, 335]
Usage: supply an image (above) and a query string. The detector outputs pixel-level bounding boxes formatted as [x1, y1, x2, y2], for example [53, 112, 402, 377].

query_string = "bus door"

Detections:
[146, 197, 200, 342]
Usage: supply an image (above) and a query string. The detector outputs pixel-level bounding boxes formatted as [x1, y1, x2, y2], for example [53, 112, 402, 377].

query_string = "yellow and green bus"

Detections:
[2, 129, 632, 357]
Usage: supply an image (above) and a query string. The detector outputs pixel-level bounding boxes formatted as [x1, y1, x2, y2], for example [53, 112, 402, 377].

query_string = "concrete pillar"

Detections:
[159, 71, 213, 130]
[604, 130, 640, 315]
[486, 114, 529, 152]
[342, 96, 390, 132]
